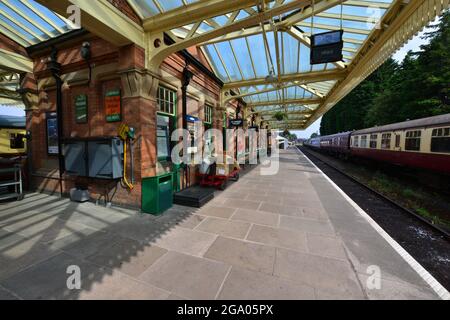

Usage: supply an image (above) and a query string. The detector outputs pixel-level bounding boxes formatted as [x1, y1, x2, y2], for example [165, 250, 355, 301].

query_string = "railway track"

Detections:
[297, 146, 450, 291]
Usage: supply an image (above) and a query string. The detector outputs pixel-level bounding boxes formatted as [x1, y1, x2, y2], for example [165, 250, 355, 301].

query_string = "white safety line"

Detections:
[297, 147, 450, 300]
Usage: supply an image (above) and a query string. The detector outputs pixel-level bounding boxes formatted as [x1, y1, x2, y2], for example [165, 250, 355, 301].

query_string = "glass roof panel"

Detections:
[282, 32, 299, 74]
[230, 38, 256, 79]
[203, 44, 229, 81]
[0, 0, 77, 47]
[246, 34, 270, 78]
[131, 0, 202, 18]
[215, 41, 242, 81]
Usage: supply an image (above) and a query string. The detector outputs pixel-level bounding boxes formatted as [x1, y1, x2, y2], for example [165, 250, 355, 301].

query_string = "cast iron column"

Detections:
[47, 47, 64, 196]
[181, 66, 193, 186]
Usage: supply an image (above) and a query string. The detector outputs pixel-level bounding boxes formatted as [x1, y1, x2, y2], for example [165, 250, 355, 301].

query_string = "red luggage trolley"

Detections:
[197, 167, 240, 190]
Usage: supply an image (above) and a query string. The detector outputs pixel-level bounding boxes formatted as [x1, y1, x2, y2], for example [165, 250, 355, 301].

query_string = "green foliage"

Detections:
[310, 132, 319, 138]
[273, 111, 287, 121]
[320, 11, 450, 135]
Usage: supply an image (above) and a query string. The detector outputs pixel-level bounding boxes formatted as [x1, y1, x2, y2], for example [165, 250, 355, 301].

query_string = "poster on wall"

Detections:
[46, 112, 58, 155]
[105, 89, 121, 122]
[75, 94, 88, 123]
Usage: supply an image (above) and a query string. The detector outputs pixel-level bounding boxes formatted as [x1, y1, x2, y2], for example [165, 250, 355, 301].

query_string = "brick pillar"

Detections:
[120, 68, 159, 179]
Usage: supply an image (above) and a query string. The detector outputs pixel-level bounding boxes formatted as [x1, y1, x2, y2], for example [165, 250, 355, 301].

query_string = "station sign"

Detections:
[105, 89, 121, 122]
[310, 30, 344, 64]
[229, 118, 244, 127]
[185, 115, 199, 122]
[46, 112, 58, 155]
[74, 94, 87, 123]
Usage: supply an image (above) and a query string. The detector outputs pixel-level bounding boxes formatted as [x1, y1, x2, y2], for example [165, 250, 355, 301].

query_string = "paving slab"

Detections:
[218, 267, 315, 300]
[138, 251, 229, 300]
[86, 237, 167, 277]
[306, 233, 347, 260]
[195, 217, 251, 239]
[274, 248, 364, 297]
[231, 208, 279, 227]
[204, 236, 276, 275]
[152, 227, 217, 257]
[197, 205, 236, 219]
[0, 252, 101, 299]
[74, 270, 170, 300]
[246, 224, 307, 252]
[279, 215, 335, 236]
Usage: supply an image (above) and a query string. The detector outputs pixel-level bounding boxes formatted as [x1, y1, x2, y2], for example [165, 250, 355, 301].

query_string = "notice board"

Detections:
[75, 94, 87, 123]
[105, 89, 121, 122]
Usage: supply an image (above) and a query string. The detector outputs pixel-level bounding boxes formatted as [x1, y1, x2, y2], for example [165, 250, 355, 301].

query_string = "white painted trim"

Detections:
[296, 147, 450, 300]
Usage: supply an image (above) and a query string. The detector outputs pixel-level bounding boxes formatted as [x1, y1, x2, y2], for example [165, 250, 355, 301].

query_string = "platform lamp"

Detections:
[47, 47, 65, 196]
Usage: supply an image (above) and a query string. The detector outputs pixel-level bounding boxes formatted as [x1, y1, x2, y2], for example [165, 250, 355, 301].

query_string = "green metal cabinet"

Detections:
[142, 172, 173, 215]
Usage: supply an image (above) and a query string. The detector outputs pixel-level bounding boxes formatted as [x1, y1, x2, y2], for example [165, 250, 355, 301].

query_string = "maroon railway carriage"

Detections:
[319, 131, 352, 155]
[349, 114, 450, 174]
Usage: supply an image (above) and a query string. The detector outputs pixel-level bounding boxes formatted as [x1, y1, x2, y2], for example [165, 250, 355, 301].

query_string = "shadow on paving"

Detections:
[0, 166, 260, 300]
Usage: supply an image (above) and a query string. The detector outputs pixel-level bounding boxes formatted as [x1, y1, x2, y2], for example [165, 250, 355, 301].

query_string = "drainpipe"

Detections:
[47, 47, 65, 196]
[181, 65, 193, 186]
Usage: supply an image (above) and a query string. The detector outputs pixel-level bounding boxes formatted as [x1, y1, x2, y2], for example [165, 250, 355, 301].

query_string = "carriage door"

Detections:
[394, 132, 401, 151]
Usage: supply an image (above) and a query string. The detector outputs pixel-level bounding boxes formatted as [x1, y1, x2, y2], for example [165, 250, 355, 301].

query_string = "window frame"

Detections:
[157, 86, 177, 116]
[369, 134, 378, 149]
[360, 135, 367, 148]
[381, 133, 392, 149]
[204, 104, 213, 125]
[431, 126, 450, 153]
[405, 130, 421, 151]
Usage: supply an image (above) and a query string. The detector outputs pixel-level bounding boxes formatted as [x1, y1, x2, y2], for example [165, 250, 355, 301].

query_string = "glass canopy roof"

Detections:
[0, 0, 407, 129]
[0, 0, 78, 47]
[153, 0, 394, 127]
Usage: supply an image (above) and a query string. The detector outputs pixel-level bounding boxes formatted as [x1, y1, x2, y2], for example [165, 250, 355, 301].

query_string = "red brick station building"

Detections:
[4, 11, 257, 210]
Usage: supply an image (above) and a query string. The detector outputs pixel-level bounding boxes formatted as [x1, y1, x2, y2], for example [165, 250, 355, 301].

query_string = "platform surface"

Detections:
[0, 149, 442, 299]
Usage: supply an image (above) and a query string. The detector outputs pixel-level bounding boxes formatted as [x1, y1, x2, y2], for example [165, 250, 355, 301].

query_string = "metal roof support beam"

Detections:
[143, 0, 271, 32]
[0, 88, 21, 101]
[35, 0, 144, 47]
[278, 0, 343, 28]
[0, 49, 33, 73]
[147, 0, 312, 70]
[248, 97, 323, 107]
[225, 82, 319, 102]
[223, 69, 346, 89]
[254, 110, 312, 116]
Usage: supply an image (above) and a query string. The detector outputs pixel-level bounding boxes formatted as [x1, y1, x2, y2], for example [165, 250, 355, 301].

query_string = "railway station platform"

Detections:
[0, 149, 443, 300]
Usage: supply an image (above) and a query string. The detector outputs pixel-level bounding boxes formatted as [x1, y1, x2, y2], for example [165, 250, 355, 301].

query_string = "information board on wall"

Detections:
[46, 112, 58, 155]
[105, 89, 121, 122]
[75, 94, 87, 123]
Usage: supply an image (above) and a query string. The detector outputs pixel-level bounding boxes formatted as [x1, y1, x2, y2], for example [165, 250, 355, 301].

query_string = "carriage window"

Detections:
[353, 136, 359, 147]
[381, 133, 391, 149]
[10, 133, 25, 149]
[431, 127, 450, 153]
[360, 135, 367, 148]
[370, 134, 378, 148]
[405, 130, 421, 151]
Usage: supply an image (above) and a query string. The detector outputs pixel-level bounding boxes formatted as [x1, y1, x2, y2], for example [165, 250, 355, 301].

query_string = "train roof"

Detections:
[0, 115, 26, 129]
[353, 113, 450, 135]
[319, 131, 352, 139]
